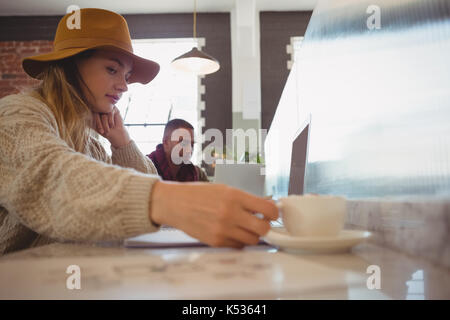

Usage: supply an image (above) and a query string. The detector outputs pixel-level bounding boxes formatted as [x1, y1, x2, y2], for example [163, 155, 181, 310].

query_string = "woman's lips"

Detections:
[106, 95, 119, 104]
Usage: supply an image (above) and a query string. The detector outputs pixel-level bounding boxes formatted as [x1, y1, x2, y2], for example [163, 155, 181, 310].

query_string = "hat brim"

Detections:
[22, 45, 160, 85]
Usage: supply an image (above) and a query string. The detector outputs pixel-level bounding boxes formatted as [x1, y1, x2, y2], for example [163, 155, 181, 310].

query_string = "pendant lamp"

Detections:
[171, 0, 220, 75]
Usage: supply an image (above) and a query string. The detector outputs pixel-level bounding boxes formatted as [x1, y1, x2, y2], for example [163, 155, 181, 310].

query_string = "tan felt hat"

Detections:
[22, 8, 160, 84]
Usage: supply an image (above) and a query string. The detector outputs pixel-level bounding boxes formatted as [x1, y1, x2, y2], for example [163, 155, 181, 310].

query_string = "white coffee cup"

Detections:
[277, 194, 346, 237]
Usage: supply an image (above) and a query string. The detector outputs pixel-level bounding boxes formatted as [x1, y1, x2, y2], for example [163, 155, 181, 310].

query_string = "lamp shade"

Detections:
[171, 47, 220, 75]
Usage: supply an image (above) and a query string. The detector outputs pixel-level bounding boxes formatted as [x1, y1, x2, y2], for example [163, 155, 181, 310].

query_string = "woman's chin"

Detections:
[93, 104, 114, 114]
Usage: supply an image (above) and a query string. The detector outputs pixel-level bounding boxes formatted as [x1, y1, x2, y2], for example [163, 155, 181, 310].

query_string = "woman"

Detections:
[0, 8, 277, 255]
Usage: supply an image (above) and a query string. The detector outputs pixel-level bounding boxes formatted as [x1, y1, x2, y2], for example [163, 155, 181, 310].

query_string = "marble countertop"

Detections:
[0, 241, 448, 299]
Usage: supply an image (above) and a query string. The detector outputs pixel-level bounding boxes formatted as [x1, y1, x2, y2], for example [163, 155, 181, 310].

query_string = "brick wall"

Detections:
[0, 41, 52, 98]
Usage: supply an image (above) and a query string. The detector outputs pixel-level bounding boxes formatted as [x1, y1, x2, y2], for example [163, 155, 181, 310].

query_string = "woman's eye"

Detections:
[106, 67, 117, 74]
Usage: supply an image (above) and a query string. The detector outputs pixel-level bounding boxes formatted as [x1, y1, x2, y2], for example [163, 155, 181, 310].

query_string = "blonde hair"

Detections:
[32, 52, 94, 153]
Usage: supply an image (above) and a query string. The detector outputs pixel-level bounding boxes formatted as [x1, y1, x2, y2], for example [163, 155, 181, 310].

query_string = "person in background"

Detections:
[147, 119, 209, 182]
[0, 8, 277, 255]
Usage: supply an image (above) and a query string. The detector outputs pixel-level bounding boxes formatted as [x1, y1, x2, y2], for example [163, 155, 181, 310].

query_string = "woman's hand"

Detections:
[93, 106, 131, 148]
[149, 181, 279, 249]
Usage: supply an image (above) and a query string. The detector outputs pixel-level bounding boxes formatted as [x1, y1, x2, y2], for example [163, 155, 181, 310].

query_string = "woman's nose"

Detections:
[115, 77, 128, 92]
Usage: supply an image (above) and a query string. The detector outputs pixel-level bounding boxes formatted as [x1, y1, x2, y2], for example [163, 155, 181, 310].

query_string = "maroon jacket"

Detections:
[147, 144, 208, 182]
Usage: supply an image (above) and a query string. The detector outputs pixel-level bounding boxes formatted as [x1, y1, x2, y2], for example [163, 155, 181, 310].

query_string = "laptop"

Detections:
[213, 163, 265, 197]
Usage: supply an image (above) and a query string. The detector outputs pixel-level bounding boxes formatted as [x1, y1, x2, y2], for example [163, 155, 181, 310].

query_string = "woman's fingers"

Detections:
[205, 222, 264, 248]
[109, 109, 115, 128]
[217, 238, 245, 249]
[177, 218, 247, 249]
[211, 189, 276, 244]
[233, 210, 272, 237]
[93, 109, 120, 136]
[226, 224, 262, 246]
[207, 196, 273, 245]
[94, 112, 112, 136]
[199, 233, 244, 249]
[95, 113, 104, 135]
[113, 107, 123, 128]
[101, 113, 110, 135]
[238, 190, 279, 221]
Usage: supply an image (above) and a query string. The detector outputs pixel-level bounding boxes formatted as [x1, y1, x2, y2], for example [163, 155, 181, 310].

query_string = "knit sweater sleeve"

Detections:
[88, 136, 158, 175]
[0, 94, 161, 242]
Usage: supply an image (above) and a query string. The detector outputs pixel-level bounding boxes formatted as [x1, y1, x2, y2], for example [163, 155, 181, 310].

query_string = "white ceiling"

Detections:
[0, 0, 317, 16]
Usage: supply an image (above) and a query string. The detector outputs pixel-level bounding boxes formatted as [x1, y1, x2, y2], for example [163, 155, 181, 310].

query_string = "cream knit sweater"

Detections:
[0, 93, 161, 255]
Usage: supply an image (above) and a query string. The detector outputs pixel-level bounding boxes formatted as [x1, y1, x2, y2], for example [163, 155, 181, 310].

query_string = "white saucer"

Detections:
[263, 228, 372, 254]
